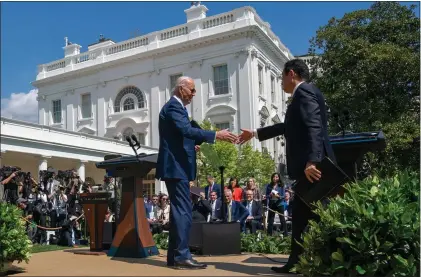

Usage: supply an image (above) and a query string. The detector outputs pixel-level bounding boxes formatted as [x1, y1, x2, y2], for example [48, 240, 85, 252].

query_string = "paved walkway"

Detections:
[8, 249, 291, 276]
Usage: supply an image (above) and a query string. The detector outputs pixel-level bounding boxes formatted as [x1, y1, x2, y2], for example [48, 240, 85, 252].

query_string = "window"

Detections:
[213, 65, 229, 95]
[271, 76, 276, 103]
[52, 100, 61, 124]
[258, 65, 264, 95]
[123, 98, 135, 111]
[170, 74, 182, 91]
[114, 86, 145, 113]
[137, 133, 145, 145]
[81, 93, 91, 119]
[215, 122, 230, 131]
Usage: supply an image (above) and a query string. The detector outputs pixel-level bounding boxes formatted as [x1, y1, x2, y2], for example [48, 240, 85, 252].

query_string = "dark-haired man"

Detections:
[238, 59, 336, 273]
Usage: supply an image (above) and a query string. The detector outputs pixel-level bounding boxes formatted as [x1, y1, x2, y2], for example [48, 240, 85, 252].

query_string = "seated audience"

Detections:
[242, 189, 263, 234]
[224, 190, 249, 231]
[192, 192, 211, 222]
[228, 177, 243, 202]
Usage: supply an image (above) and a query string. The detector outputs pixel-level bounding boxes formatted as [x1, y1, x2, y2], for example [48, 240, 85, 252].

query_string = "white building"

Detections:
[33, 3, 292, 170]
[1, 3, 293, 196]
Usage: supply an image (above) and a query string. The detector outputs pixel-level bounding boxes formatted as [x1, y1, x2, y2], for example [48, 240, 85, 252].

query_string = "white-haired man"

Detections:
[156, 76, 237, 269]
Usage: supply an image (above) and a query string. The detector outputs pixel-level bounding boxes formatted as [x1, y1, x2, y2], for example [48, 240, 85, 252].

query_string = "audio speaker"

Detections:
[189, 222, 241, 255]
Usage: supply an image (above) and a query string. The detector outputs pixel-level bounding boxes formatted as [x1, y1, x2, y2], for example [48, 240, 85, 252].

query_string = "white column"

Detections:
[78, 160, 87, 182]
[155, 179, 168, 195]
[38, 156, 51, 182]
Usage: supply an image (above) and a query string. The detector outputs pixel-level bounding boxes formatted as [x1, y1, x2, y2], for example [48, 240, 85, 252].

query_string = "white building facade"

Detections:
[33, 4, 293, 175]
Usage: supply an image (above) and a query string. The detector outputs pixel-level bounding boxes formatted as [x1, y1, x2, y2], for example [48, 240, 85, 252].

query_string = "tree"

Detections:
[236, 143, 275, 187]
[196, 120, 238, 187]
[309, 1, 420, 175]
[196, 120, 276, 188]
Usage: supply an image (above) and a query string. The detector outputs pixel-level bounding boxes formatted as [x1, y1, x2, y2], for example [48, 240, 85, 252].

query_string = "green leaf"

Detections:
[336, 237, 355, 246]
[370, 186, 379, 196]
[355, 265, 366, 275]
[331, 251, 344, 262]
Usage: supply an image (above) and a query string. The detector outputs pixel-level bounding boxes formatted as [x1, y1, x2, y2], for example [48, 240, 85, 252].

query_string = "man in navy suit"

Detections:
[204, 175, 221, 199]
[156, 76, 237, 269]
[238, 59, 336, 273]
[223, 189, 249, 227]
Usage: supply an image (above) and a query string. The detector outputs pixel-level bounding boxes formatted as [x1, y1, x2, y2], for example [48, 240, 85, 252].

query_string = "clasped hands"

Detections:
[215, 128, 255, 144]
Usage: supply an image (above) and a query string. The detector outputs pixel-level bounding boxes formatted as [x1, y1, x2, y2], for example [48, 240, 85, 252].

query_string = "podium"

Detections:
[79, 192, 111, 252]
[330, 131, 386, 180]
[96, 154, 159, 258]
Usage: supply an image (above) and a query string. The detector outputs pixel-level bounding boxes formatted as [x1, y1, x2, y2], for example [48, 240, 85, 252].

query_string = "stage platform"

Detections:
[7, 249, 290, 276]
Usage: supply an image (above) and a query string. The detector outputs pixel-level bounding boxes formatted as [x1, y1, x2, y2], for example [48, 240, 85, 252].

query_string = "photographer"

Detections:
[265, 173, 288, 236]
[1, 168, 23, 204]
[16, 198, 38, 242]
[49, 184, 68, 228]
[58, 215, 79, 248]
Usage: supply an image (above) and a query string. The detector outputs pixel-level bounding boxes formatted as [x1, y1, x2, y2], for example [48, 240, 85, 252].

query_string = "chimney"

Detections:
[63, 37, 81, 57]
[184, 2, 208, 23]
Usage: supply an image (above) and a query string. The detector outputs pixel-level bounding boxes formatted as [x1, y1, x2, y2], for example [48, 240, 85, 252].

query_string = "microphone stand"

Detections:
[219, 166, 226, 223]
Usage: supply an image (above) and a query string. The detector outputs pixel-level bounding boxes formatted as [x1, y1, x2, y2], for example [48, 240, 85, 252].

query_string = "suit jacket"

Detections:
[210, 198, 222, 220]
[257, 83, 336, 179]
[192, 199, 212, 222]
[226, 200, 249, 223]
[242, 200, 263, 222]
[156, 97, 216, 181]
[204, 183, 221, 199]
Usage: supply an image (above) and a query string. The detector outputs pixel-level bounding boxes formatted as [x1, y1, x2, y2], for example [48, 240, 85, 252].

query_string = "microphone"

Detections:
[131, 134, 141, 150]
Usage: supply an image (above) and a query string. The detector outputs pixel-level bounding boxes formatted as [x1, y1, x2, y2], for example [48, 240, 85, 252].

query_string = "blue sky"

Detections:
[1, 1, 419, 99]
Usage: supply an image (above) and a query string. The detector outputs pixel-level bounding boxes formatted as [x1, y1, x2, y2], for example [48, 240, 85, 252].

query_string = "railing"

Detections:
[202, 13, 234, 29]
[106, 36, 149, 55]
[37, 6, 293, 77]
[160, 26, 188, 41]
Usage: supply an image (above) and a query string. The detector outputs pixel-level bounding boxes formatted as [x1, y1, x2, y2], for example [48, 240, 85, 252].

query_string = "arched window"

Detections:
[123, 98, 135, 111]
[114, 86, 146, 113]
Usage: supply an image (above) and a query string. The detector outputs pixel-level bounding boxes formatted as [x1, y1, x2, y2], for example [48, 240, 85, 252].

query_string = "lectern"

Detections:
[95, 154, 159, 258]
[79, 192, 111, 251]
[330, 131, 386, 180]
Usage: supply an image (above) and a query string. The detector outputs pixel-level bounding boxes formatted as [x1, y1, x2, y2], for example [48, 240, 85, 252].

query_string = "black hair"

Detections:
[284, 59, 310, 81]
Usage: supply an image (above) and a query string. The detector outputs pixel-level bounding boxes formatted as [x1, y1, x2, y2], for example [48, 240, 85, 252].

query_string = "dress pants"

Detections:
[165, 179, 193, 264]
[286, 195, 319, 266]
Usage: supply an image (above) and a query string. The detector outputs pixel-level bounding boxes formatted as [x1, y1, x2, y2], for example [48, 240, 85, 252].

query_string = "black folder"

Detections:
[292, 157, 350, 208]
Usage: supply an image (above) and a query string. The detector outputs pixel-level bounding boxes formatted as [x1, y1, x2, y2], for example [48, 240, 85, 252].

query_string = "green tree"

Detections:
[309, 1, 420, 175]
[196, 120, 275, 188]
[236, 143, 275, 187]
[196, 120, 238, 187]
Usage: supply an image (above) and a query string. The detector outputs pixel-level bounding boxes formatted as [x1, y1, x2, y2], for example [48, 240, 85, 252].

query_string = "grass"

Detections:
[31, 244, 85, 253]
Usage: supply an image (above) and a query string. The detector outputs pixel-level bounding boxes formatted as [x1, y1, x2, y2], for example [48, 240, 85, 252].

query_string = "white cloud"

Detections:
[1, 89, 39, 123]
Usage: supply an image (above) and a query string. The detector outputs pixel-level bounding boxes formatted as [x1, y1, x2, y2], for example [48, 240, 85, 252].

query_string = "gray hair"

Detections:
[171, 76, 193, 96]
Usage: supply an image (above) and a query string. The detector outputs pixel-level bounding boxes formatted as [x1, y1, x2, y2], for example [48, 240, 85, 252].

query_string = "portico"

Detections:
[0, 117, 163, 194]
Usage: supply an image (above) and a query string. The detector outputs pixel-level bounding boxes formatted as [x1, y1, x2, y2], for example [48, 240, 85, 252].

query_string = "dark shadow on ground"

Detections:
[111, 256, 289, 276]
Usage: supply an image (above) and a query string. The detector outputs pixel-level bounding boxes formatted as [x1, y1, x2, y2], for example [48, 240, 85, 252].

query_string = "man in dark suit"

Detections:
[242, 189, 263, 234]
[209, 190, 222, 221]
[238, 59, 336, 273]
[156, 76, 237, 269]
[204, 175, 221, 199]
[224, 189, 249, 226]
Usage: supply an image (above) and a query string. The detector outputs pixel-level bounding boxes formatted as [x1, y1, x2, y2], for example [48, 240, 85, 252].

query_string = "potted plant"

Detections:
[0, 202, 32, 273]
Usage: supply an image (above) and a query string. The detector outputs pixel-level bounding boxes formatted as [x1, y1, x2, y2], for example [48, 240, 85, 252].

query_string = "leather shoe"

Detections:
[167, 259, 202, 267]
[271, 264, 296, 274]
[174, 259, 207, 269]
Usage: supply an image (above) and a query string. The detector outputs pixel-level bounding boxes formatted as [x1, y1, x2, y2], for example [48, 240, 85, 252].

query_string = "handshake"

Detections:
[194, 129, 255, 152]
[215, 128, 254, 145]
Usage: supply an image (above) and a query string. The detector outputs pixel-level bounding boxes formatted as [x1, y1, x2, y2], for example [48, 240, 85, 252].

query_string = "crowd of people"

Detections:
[144, 173, 293, 236]
[0, 165, 118, 248]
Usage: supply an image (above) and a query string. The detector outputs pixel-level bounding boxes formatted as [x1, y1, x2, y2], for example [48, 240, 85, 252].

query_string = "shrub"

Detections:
[153, 231, 291, 255]
[0, 202, 32, 271]
[295, 171, 420, 277]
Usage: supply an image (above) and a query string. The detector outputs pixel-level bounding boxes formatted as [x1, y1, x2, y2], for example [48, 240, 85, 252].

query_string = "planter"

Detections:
[0, 261, 13, 274]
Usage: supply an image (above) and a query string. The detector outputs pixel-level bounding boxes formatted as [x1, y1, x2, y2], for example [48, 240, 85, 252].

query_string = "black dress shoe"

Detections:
[167, 259, 202, 267]
[174, 259, 207, 269]
[271, 264, 296, 274]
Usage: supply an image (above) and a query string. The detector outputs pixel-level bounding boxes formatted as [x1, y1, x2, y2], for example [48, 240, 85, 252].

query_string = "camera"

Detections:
[0, 165, 21, 178]
[39, 170, 54, 181]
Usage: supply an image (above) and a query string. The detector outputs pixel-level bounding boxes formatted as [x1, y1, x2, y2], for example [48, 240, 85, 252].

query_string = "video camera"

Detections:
[57, 170, 77, 180]
[0, 165, 29, 181]
[39, 169, 55, 181]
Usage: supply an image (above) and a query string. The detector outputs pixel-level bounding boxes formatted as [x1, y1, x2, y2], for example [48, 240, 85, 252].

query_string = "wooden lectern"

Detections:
[79, 192, 111, 251]
[95, 153, 159, 258]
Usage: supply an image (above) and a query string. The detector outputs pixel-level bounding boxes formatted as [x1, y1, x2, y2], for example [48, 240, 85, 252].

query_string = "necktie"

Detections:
[248, 202, 252, 215]
[228, 203, 232, 222]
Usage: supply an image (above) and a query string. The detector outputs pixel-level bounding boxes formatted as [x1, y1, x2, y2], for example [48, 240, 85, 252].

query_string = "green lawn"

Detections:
[30, 244, 87, 253]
